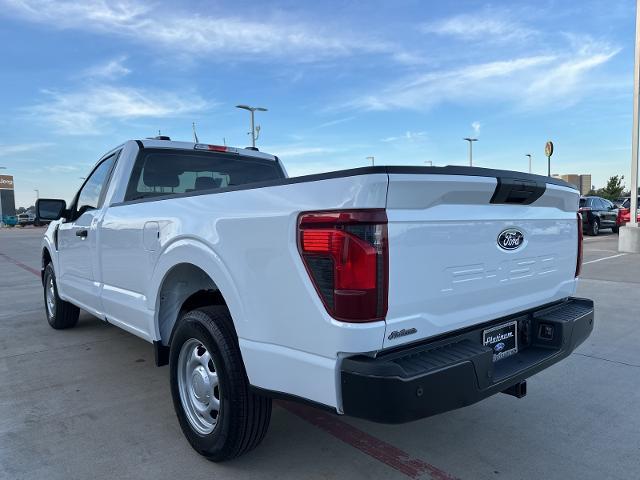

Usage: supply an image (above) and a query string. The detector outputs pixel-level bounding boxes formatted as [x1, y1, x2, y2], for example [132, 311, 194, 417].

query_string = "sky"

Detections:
[0, 0, 637, 207]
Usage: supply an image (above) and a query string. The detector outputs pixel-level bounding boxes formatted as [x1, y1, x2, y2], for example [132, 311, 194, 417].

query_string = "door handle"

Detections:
[76, 229, 88, 238]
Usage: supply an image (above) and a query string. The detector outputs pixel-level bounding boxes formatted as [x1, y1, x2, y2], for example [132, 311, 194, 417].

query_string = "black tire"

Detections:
[43, 263, 79, 329]
[612, 226, 619, 234]
[169, 306, 272, 461]
[589, 218, 600, 236]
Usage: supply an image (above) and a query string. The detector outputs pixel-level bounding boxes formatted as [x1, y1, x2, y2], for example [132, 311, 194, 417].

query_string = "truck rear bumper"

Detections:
[340, 297, 594, 423]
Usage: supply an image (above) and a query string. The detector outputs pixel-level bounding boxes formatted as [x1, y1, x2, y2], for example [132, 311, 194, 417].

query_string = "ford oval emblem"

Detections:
[497, 228, 524, 251]
[494, 342, 506, 352]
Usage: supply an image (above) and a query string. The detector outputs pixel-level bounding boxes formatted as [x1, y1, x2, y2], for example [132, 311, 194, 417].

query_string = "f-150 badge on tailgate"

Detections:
[497, 228, 524, 251]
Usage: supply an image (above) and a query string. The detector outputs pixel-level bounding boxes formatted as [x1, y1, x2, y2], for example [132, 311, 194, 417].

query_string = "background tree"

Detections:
[596, 175, 625, 200]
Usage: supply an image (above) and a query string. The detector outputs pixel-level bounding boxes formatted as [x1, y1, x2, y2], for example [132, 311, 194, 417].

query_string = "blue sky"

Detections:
[0, 0, 636, 207]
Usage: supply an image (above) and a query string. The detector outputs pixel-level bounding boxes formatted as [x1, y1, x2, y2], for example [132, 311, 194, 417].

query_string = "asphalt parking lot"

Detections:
[0, 227, 638, 480]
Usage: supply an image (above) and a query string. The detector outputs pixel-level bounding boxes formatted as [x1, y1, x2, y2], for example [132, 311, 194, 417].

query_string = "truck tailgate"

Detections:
[383, 172, 580, 349]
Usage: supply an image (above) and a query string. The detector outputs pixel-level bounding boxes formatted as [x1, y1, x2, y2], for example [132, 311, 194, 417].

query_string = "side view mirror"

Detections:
[36, 199, 67, 222]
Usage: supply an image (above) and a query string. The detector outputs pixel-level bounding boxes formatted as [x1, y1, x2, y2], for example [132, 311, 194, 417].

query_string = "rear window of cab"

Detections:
[124, 149, 285, 201]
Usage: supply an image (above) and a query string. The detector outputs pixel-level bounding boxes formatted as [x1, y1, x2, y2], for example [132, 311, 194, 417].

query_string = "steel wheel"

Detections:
[46, 276, 56, 319]
[169, 306, 272, 460]
[177, 338, 221, 435]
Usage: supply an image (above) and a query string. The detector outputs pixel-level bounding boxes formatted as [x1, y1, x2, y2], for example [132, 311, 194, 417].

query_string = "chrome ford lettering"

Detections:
[497, 229, 525, 251]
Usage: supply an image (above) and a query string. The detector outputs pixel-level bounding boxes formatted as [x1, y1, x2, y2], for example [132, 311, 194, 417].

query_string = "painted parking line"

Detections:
[0, 251, 459, 480]
[583, 253, 627, 265]
[279, 400, 459, 480]
[0, 252, 40, 277]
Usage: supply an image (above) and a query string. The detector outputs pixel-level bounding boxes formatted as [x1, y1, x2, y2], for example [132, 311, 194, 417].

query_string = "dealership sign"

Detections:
[0, 175, 14, 190]
[545, 141, 554, 158]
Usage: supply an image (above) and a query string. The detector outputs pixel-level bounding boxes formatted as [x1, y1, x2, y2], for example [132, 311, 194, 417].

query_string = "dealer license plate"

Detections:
[483, 320, 518, 362]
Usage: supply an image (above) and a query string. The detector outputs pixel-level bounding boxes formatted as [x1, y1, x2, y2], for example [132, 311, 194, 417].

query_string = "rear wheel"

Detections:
[589, 218, 600, 236]
[169, 306, 272, 461]
[612, 226, 619, 233]
[43, 263, 79, 329]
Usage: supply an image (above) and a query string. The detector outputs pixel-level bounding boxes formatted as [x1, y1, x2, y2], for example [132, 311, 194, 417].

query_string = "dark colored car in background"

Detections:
[579, 196, 618, 235]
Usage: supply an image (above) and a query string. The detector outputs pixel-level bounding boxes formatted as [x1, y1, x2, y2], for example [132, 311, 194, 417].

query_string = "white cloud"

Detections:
[381, 131, 427, 143]
[264, 145, 334, 157]
[0, 0, 394, 61]
[0, 142, 54, 156]
[522, 41, 620, 108]
[421, 9, 537, 43]
[82, 56, 130, 79]
[347, 38, 619, 113]
[315, 117, 356, 129]
[349, 55, 555, 111]
[471, 121, 481, 136]
[27, 85, 210, 135]
[46, 164, 79, 173]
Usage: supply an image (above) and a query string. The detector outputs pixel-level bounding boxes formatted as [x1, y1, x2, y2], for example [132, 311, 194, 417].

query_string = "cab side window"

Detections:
[74, 154, 117, 219]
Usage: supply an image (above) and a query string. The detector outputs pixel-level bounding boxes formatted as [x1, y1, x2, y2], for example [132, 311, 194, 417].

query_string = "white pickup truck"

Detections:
[37, 137, 594, 461]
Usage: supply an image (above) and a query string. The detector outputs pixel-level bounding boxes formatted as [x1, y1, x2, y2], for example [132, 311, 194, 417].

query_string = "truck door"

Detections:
[57, 152, 118, 316]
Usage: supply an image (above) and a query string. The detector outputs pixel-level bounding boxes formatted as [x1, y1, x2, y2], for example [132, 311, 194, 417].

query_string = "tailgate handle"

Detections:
[490, 177, 546, 205]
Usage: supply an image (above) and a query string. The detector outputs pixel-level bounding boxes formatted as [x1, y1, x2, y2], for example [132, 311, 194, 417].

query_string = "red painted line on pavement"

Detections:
[278, 400, 459, 480]
[0, 252, 40, 277]
[1, 252, 458, 479]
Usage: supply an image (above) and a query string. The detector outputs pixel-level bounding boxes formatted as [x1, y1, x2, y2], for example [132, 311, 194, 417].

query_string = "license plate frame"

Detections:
[483, 320, 518, 362]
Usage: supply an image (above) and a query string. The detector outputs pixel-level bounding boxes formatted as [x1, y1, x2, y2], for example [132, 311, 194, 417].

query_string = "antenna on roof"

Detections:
[192, 122, 200, 143]
[223, 137, 226, 146]
[158, 129, 162, 136]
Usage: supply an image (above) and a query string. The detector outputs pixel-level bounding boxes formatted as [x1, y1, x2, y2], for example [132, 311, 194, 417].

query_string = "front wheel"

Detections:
[612, 226, 619, 233]
[43, 263, 79, 329]
[169, 306, 272, 461]
[589, 219, 600, 236]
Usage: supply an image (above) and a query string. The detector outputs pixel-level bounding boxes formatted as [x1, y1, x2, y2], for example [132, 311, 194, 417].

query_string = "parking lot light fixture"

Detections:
[236, 105, 268, 148]
[463, 138, 478, 166]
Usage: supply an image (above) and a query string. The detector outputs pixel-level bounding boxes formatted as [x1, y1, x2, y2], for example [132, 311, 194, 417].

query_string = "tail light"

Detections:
[576, 213, 583, 277]
[618, 208, 629, 222]
[297, 209, 388, 322]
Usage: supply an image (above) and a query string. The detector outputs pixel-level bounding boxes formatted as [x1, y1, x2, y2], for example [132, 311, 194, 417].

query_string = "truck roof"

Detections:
[137, 138, 278, 162]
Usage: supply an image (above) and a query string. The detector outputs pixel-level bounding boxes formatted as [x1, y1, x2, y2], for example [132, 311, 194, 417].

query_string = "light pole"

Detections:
[463, 138, 478, 166]
[620, 0, 640, 253]
[631, 0, 640, 229]
[525, 154, 532, 173]
[366, 156, 375, 166]
[236, 105, 267, 148]
[34, 189, 39, 201]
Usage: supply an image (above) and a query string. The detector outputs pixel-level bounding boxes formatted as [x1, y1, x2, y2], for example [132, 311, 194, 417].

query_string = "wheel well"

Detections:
[157, 263, 228, 347]
[41, 248, 52, 285]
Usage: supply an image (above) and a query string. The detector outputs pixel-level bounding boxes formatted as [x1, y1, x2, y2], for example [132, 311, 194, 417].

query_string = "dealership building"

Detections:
[0, 175, 16, 222]
[552, 174, 592, 195]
